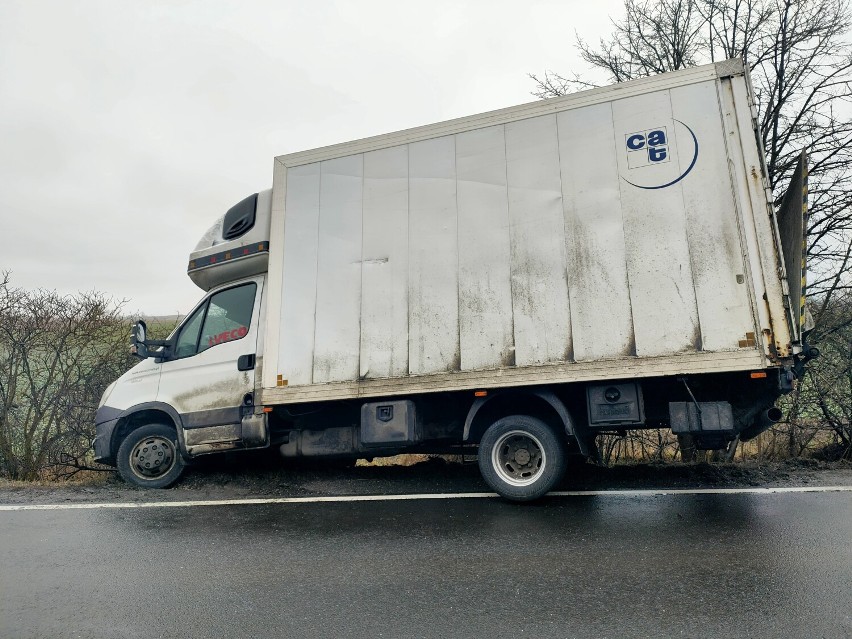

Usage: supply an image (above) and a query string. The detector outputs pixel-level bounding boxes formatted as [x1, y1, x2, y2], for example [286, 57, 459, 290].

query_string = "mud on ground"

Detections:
[1, 453, 850, 506]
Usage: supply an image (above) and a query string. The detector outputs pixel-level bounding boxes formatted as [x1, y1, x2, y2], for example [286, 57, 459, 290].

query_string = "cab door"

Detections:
[158, 276, 265, 455]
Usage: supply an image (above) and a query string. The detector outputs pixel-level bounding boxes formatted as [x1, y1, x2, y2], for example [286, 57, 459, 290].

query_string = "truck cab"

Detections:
[94, 191, 273, 487]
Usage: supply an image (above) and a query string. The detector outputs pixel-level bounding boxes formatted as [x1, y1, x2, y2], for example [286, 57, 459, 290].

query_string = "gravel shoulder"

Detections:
[1, 454, 850, 506]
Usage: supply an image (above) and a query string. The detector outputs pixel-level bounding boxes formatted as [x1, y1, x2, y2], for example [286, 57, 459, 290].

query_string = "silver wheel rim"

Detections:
[129, 435, 176, 480]
[491, 429, 547, 487]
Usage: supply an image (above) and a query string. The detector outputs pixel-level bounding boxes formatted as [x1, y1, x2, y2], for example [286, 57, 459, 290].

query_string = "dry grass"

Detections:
[0, 469, 114, 488]
[596, 423, 847, 465]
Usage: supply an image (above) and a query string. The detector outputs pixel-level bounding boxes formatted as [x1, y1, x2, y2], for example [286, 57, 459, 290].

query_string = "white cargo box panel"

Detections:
[262, 59, 794, 404]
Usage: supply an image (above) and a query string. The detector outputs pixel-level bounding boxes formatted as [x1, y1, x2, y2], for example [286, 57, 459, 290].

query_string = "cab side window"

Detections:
[198, 284, 257, 353]
[172, 283, 256, 359]
[173, 305, 205, 359]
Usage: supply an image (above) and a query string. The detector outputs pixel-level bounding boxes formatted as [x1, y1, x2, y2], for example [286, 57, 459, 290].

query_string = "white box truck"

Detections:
[94, 59, 816, 500]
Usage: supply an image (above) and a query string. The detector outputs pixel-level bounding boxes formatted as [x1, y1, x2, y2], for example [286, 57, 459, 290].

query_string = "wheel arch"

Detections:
[111, 402, 186, 459]
[463, 388, 589, 456]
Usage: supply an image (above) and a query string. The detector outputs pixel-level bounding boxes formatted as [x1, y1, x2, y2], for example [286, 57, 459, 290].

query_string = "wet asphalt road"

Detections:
[1, 491, 850, 639]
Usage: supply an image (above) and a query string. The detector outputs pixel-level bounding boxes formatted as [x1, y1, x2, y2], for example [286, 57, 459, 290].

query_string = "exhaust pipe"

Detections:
[740, 406, 783, 441]
[758, 407, 783, 431]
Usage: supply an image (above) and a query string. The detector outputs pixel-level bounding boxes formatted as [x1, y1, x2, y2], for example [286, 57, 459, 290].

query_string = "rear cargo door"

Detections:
[776, 151, 808, 341]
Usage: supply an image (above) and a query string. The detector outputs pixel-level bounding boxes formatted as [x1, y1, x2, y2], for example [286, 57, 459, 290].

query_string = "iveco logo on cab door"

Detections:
[622, 119, 699, 190]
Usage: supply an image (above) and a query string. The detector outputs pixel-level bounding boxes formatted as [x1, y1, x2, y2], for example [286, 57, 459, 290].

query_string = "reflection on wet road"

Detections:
[1, 492, 850, 638]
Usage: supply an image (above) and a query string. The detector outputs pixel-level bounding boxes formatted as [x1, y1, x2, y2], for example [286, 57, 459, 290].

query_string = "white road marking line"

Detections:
[1, 485, 851, 511]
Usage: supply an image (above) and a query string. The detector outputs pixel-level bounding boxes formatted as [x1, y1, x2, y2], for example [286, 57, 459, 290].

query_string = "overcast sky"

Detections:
[0, 0, 623, 316]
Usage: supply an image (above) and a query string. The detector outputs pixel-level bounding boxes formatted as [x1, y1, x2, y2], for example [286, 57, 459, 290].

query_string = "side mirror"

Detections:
[130, 320, 149, 359]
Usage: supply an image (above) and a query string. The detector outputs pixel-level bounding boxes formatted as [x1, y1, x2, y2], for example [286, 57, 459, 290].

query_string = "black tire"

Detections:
[478, 415, 567, 502]
[116, 423, 186, 489]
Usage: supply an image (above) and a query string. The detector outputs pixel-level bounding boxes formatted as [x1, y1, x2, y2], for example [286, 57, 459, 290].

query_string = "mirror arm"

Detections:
[146, 339, 174, 362]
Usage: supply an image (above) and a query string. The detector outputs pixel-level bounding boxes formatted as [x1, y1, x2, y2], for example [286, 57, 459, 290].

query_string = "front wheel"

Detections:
[478, 415, 567, 502]
[116, 423, 186, 489]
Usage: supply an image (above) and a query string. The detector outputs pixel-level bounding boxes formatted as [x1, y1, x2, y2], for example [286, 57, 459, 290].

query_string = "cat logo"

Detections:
[626, 128, 670, 166]
[623, 119, 699, 190]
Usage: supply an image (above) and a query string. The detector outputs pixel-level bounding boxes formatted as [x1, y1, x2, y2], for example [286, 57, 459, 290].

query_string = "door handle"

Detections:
[237, 354, 256, 371]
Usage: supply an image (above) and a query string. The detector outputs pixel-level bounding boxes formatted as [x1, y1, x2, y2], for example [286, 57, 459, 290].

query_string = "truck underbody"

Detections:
[267, 368, 791, 461]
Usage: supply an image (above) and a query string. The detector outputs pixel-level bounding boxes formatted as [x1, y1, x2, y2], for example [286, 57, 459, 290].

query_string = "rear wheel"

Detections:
[117, 423, 186, 489]
[478, 415, 567, 502]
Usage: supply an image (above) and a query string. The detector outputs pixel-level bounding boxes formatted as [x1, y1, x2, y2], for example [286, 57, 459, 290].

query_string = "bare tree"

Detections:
[0, 273, 132, 480]
[529, 0, 709, 94]
[788, 293, 852, 458]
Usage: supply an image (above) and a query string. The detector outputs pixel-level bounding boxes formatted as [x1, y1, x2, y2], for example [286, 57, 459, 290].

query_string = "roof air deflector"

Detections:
[222, 193, 258, 241]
